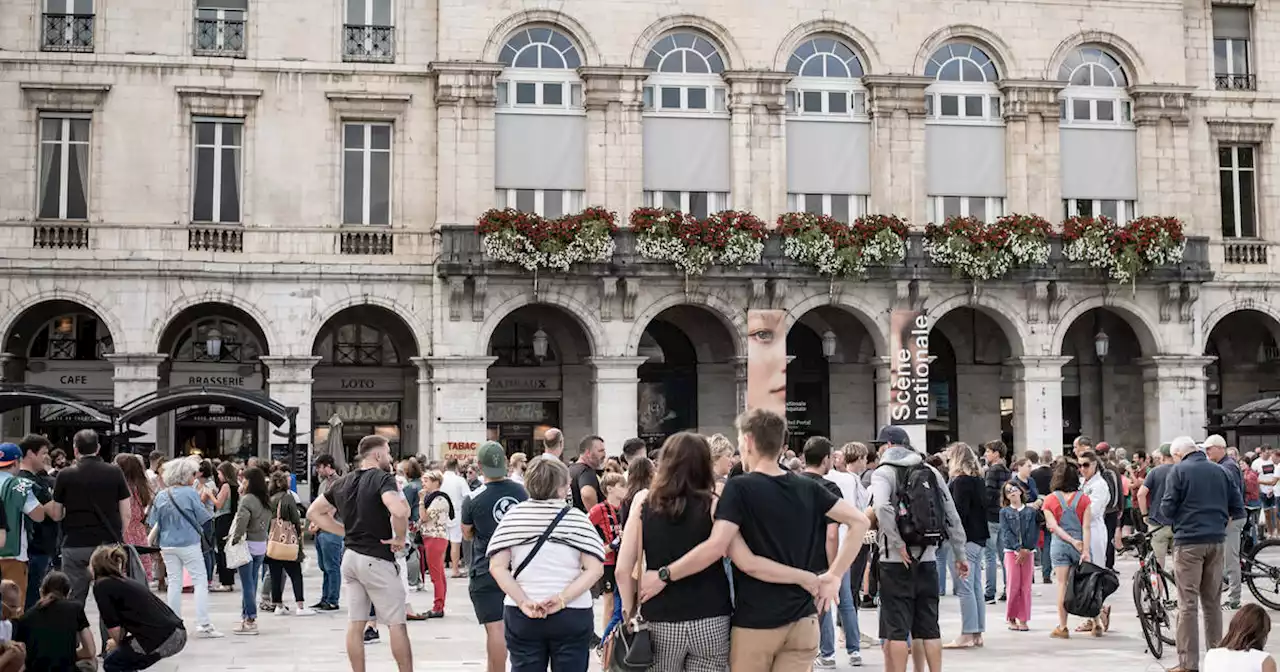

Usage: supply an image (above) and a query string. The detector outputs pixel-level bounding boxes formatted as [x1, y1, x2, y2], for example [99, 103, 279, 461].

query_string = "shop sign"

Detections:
[314, 369, 404, 394]
[487, 401, 552, 424]
[440, 441, 478, 462]
[889, 310, 931, 425]
[27, 367, 113, 392]
[171, 365, 263, 390]
[487, 370, 561, 392]
[314, 401, 400, 424]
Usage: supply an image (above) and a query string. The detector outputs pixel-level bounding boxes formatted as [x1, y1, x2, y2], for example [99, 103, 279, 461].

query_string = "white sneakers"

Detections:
[294, 606, 316, 616]
[276, 604, 317, 616]
[849, 651, 863, 667]
[195, 624, 225, 639]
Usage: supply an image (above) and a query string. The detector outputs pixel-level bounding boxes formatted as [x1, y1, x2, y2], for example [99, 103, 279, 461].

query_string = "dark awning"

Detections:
[117, 385, 292, 427]
[1216, 396, 1280, 430]
[0, 384, 114, 425]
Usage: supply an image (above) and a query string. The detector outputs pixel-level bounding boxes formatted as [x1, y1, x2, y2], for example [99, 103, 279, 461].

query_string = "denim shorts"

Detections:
[1049, 539, 1081, 568]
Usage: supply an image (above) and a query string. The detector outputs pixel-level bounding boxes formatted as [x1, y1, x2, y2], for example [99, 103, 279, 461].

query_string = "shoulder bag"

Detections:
[266, 499, 301, 562]
[162, 489, 214, 554]
[604, 503, 654, 672]
[512, 506, 571, 579]
[88, 500, 150, 583]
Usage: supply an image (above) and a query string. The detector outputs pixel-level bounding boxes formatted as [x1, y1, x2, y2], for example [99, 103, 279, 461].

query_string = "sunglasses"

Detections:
[1081, 462, 1094, 469]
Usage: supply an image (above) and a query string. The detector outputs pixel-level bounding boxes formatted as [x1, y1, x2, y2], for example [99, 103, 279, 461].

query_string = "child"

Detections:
[0, 580, 20, 643]
[588, 472, 625, 641]
[14, 571, 96, 672]
[999, 482, 1039, 631]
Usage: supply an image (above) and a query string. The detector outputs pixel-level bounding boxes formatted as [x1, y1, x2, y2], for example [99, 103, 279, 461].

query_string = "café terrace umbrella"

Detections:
[325, 413, 350, 474]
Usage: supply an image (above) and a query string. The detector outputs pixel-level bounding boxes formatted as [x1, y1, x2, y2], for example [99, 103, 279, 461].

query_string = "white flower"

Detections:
[481, 219, 614, 271]
[636, 227, 763, 275]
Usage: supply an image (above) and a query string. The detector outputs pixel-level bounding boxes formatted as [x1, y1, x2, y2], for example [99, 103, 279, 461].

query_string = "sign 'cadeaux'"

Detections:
[889, 311, 931, 424]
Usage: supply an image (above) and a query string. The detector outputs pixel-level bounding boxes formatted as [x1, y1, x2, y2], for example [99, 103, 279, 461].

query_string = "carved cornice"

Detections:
[20, 82, 111, 110]
[997, 79, 1065, 120]
[176, 86, 262, 117]
[325, 91, 412, 118]
[722, 70, 792, 114]
[1128, 85, 1196, 127]
[428, 61, 505, 107]
[1206, 118, 1273, 144]
[863, 75, 931, 118]
[578, 66, 649, 112]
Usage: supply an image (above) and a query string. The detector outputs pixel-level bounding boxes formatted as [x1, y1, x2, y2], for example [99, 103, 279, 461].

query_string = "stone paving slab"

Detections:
[83, 557, 1266, 671]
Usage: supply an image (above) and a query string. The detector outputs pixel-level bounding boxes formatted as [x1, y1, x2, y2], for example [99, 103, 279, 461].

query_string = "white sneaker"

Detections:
[196, 624, 225, 639]
[294, 607, 316, 616]
[274, 605, 292, 616]
[813, 656, 836, 669]
[849, 652, 863, 667]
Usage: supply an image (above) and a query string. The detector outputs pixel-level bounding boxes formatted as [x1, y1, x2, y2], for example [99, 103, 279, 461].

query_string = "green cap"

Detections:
[477, 441, 508, 479]
[1157, 443, 1172, 458]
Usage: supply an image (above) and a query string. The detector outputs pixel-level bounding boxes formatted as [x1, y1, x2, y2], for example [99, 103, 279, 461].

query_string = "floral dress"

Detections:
[124, 487, 153, 580]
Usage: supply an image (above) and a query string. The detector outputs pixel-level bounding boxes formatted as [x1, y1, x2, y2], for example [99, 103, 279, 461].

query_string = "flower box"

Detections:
[476, 207, 617, 272]
[777, 213, 909, 278]
[629, 208, 767, 276]
[923, 214, 1051, 280]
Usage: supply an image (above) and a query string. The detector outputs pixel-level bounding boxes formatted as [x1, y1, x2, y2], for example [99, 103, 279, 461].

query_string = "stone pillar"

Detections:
[108, 353, 167, 450]
[261, 356, 320, 462]
[1141, 356, 1215, 448]
[723, 71, 791, 217]
[999, 81, 1065, 216]
[734, 356, 748, 417]
[427, 356, 496, 451]
[430, 62, 504, 227]
[829, 362, 878, 444]
[957, 364, 1003, 448]
[1130, 86, 1194, 216]
[580, 67, 649, 215]
[874, 356, 892, 432]
[410, 357, 433, 459]
[1008, 356, 1072, 456]
[588, 356, 648, 456]
[864, 76, 930, 221]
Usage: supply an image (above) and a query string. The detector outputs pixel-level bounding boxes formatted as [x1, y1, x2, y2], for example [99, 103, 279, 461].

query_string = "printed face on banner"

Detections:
[889, 310, 931, 425]
[747, 309, 787, 416]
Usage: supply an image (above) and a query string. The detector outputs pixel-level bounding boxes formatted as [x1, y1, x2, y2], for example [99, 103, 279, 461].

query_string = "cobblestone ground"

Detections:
[87, 556, 1266, 671]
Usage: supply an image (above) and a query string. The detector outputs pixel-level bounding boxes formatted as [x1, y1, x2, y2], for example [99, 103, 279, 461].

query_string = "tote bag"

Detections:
[266, 500, 300, 562]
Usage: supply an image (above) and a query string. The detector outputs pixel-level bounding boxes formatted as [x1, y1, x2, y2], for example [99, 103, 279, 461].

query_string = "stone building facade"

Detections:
[0, 0, 1276, 460]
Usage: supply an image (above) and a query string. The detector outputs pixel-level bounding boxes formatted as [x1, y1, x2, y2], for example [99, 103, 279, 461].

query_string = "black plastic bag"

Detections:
[1064, 560, 1120, 618]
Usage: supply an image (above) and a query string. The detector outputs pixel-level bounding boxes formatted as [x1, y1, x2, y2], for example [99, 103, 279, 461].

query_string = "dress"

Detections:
[124, 487, 153, 580]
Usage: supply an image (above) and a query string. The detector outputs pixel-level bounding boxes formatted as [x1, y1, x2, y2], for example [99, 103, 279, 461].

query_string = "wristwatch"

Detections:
[657, 566, 672, 584]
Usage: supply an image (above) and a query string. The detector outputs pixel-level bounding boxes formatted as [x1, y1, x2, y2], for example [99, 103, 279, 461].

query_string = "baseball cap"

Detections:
[1095, 441, 1111, 454]
[1157, 443, 1172, 458]
[0, 443, 20, 468]
[1203, 434, 1227, 450]
[875, 425, 911, 449]
[476, 441, 508, 479]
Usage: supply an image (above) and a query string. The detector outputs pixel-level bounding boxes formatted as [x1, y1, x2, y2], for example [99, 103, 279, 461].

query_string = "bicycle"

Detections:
[1239, 506, 1280, 609]
[1121, 531, 1177, 659]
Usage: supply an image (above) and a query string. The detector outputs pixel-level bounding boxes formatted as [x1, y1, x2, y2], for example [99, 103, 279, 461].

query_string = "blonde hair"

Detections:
[423, 470, 443, 485]
[947, 442, 981, 478]
[509, 452, 527, 473]
[708, 434, 735, 461]
[600, 472, 625, 494]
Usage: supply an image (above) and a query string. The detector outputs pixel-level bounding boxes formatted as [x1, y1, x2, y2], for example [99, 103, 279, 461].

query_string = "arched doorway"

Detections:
[1, 301, 115, 450]
[787, 306, 879, 452]
[486, 304, 592, 457]
[1205, 310, 1280, 451]
[928, 308, 1014, 453]
[1059, 308, 1147, 447]
[312, 305, 420, 461]
[157, 304, 269, 459]
[636, 305, 738, 449]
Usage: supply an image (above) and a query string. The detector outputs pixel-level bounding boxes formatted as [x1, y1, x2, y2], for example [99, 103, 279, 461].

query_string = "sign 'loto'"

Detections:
[889, 310, 931, 424]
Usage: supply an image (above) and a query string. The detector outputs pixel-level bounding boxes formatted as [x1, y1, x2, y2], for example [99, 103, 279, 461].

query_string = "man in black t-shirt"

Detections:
[18, 434, 57, 610]
[800, 437, 845, 669]
[461, 441, 528, 672]
[307, 435, 412, 672]
[639, 409, 870, 671]
[568, 435, 605, 513]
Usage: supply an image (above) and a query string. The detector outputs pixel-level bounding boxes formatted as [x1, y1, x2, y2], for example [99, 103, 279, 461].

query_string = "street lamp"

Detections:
[1094, 329, 1108, 441]
[206, 328, 223, 360]
[821, 330, 837, 359]
[532, 327, 548, 361]
[1094, 330, 1110, 361]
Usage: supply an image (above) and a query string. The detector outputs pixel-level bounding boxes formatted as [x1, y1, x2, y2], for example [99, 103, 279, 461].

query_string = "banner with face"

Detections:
[747, 309, 788, 416]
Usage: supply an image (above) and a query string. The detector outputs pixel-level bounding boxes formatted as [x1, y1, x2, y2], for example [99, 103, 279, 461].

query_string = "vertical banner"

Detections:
[889, 310, 931, 427]
[747, 309, 788, 416]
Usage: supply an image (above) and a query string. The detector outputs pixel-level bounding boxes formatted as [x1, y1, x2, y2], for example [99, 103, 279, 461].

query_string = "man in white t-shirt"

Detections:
[440, 458, 473, 578]
[1252, 446, 1279, 537]
[823, 441, 873, 668]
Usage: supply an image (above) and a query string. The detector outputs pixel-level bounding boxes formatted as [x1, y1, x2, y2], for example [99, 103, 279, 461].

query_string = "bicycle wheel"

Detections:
[1133, 569, 1163, 659]
[1156, 566, 1176, 646]
[1244, 538, 1280, 610]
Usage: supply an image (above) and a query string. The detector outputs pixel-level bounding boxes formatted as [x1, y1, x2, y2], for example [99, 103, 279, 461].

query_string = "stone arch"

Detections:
[925, 292, 1030, 357]
[774, 19, 883, 75]
[914, 24, 1017, 80]
[629, 14, 744, 71]
[481, 9, 602, 67]
[305, 295, 429, 360]
[1202, 301, 1280, 350]
[477, 292, 605, 359]
[782, 293, 889, 356]
[625, 291, 745, 360]
[150, 291, 281, 358]
[1045, 30, 1148, 85]
[1050, 296, 1164, 356]
[0, 289, 127, 354]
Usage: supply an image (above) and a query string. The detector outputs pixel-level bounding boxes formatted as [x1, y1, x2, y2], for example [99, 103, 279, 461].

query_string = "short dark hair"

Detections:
[982, 440, 1008, 463]
[315, 454, 335, 469]
[148, 450, 165, 465]
[72, 429, 99, 456]
[1049, 460, 1082, 493]
[579, 435, 603, 454]
[803, 436, 833, 467]
[1025, 450, 1039, 465]
[1076, 435, 1094, 450]
[622, 438, 646, 460]
[736, 409, 786, 457]
[356, 434, 388, 458]
[445, 457, 459, 471]
[18, 434, 50, 458]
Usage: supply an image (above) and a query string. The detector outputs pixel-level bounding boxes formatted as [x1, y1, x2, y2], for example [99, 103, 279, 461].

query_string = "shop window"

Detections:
[172, 317, 261, 363]
[315, 323, 400, 366]
[28, 313, 112, 360]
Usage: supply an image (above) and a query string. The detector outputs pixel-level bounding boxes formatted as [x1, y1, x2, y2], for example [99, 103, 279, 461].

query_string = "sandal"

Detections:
[406, 612, 428, 621]
[1050, 626, 1069, 639]
[942, 639, 977, 649]
[1018, 623, 1030, 632]
[1074, 620, 1094, 633]
[1099, 606, 1111, 632]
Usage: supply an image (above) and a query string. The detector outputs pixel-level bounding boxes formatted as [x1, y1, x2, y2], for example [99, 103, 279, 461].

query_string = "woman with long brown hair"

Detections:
[211, 461, 240, 591]
[1205, 603, 1275, 672]
[114, 453, 154, 581]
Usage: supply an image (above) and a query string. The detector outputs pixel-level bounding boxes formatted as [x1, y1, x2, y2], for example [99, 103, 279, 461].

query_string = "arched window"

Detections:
[1057, 47, 1132, 126]
[28, 314, 113, 361]
[172, 317, 262, 363]
[642, 31, 728, 114]
[496, 26, 583, 110]
[785, 36, 867, 117]
[924, 42, 1002, 122]
[315, 322, 400, 366]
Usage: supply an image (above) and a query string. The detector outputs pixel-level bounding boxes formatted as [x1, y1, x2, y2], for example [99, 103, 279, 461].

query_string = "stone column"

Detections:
[734, 356, 748, 417]
[874, 356, 892, 432]
[723, 71, 791, 217]
[427, 356, 496, 451]
[410, 357, 433, 459]
[108, 353, 167, 450]
[1008, 356, 1072, 456]
[261, 356, 320, 462]
[957, 364, 1003, 448]
[580, 67, 649, 215]
[999, 81, 1065, 216]
[1141, 356, 1215, 447]
[1130, 86, 1194, 216]
[430, 62, 504, 227]
[864, 76, 930, 221]
[588, 356, 648, 456]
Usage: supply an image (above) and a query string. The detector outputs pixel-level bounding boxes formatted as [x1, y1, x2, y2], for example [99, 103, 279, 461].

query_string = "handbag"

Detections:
[266, 499, 300, 562]
[163, 489, 213, 554]
[224, 538, 251, 570]
[604, 503, 654, 672]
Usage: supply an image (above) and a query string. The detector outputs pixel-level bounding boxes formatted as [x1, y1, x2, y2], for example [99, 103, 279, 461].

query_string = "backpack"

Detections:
[892, 463, 948, 550]
[1102, 467, 1122, 516]
[1064, 560, 1120, 618]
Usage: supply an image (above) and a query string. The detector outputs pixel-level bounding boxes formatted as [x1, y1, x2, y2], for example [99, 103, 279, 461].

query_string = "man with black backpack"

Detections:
[869, 426, 967, 672]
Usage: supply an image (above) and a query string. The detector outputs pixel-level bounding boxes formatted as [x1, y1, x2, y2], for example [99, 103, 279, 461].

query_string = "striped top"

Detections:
[488, 499, 606, 562]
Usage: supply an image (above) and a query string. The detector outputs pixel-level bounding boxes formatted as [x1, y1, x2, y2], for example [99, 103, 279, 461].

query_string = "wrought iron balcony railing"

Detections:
[1215, 73, 1257, 91]
[343, 25, 395, 63]
[42, 13, 94, 52]
[194, 17, 246, 57]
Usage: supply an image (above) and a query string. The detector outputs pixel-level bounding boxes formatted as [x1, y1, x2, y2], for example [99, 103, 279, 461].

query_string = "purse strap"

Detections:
[166, 489, 208, 541]
[513, 506, 571, 579]
[630, 502, 646, 621]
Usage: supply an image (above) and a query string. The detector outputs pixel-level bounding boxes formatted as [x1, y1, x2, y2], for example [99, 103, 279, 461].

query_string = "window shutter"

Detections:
[1213, 7, 1251, 39]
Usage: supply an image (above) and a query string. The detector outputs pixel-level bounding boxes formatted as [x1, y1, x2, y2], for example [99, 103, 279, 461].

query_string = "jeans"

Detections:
[723, 557, 735, 606]
[315, 531, 344, 606]
[266, 558, 304, 604]
[602, 590, 623, 641]
[820, 546, 868, 657]
[984, 522, 1003, 600]
[201, 520, 216, 582]
[236, 554, 265, 620]
[1037, 539, 1052, 583]
[955, 542, 986, 635]
[504, 605, 593, 672]
[25, 552, 52, 610]
[162, 544, 212, 627]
